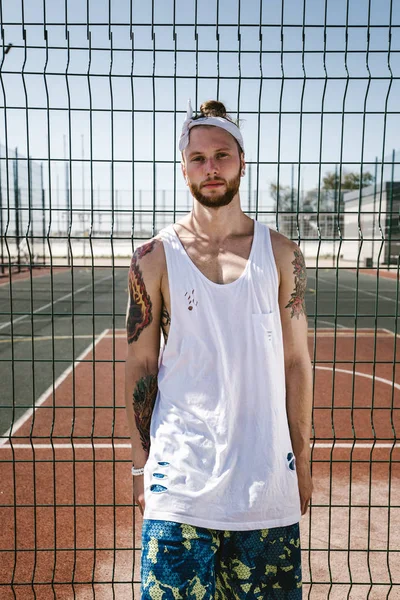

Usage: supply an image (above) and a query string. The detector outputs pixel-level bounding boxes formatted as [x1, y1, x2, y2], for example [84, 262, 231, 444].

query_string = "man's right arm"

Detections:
[124, 237, 164, 469]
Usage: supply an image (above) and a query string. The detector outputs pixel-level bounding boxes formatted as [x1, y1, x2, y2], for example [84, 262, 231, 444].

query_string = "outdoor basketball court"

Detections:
[0, 266, 399, 599]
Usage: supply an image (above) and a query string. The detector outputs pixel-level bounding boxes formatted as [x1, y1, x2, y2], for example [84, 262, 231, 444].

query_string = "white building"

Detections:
[342, 182, 400, 267]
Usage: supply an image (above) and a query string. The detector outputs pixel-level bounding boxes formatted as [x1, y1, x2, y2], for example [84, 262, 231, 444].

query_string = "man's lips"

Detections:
[203, 181, 224, 188]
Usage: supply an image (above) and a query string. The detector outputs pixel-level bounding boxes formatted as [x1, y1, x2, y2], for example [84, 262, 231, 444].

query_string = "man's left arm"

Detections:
[277, 240, 313, 515]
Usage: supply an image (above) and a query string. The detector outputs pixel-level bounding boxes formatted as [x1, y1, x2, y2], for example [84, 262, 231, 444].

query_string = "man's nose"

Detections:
[205, 158, 218, 174]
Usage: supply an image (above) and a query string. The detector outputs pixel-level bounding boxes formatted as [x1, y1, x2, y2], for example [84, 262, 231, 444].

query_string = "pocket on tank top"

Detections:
[251, 312, 276, 347]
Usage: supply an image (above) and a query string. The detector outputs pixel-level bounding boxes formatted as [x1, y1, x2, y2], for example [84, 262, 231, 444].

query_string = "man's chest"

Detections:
[170, 238, 253, 285]
[159, 234, 254, 342]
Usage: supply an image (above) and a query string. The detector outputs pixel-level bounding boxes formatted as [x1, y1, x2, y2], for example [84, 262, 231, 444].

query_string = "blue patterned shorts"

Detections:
[141, 519, 302, 599]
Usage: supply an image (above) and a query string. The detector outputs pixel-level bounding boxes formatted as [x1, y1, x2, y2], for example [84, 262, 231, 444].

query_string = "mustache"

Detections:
[202, 179, 225, 186]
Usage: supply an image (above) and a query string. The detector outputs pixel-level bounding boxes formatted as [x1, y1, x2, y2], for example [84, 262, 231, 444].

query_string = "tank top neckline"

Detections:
[169, 218, 258, 289]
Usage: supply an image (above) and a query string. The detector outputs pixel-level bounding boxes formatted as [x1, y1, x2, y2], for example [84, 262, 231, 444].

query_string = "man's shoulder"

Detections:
[129, 235, 167, 282]
[269, 228, 302, 273]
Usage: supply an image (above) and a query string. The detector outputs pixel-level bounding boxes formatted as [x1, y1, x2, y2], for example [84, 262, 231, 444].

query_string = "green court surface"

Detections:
[0, 267, 129, 437]
[0, 265, 398, 439]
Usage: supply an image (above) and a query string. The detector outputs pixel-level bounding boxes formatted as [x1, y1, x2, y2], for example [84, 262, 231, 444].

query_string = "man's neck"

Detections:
[184, 199, 253, 243]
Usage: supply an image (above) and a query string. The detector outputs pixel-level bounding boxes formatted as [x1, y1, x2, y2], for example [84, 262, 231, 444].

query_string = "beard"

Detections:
[187, 166, 241, 208]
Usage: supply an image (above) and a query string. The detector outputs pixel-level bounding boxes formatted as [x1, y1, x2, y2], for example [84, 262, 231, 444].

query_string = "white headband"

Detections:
[179, 98, 245, 155]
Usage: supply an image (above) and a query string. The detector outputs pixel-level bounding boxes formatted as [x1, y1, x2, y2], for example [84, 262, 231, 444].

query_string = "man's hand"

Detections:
[133, 475, 145, 516]
[296, 460, 313, 515]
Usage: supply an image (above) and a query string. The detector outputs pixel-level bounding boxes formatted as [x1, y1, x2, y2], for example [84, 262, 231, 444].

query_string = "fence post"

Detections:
[371, 157, 378, 267]
[28, 156, 33, 264]
[138, 189, 142, 234]
[162, 189, 166, 230]
[41, 162, 45, 265]
[333, 163, 338, 267]
[291, 163, 295, 240]
[247, 162, 252, 216]
[64, 136, 71, 267]
[13, 148, 21, 272]
[387, 149, 395, 267]
[0, 144, 3, 274]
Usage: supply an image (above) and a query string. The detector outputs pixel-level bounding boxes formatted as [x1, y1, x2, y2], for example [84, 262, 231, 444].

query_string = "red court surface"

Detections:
[349, 269, 399, 280]
[0, 329, 399, 599]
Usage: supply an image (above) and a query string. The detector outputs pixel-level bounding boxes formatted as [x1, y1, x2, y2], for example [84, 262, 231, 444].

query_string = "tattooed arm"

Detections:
[272, 232, 313, 515]
[124, 238, 164, 470]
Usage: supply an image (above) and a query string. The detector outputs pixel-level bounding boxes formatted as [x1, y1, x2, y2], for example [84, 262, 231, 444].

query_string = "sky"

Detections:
[0, 0, 399, 232]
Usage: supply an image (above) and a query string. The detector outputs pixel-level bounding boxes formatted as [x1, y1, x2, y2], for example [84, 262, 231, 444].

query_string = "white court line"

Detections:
[381, 327, 400, 338]
[0, 333, 126, 344]
[347, 269, 398, 280]
[0, 268, 60, 288]
[0, 274, 112, 331]
[308, 327, 392, 336]
[315, 320, 348, 329]
[0, 442, 398, 450]
[0, 328, 109, 447]
[0, 335, 104, 344]
[0, 443, 131, 449]
[311, 443, 399, 449]
[0, 443, 132, 449]
[315, 365, 400, 392]
[317, 275, 397, 304]
[2, 360, 398, 449]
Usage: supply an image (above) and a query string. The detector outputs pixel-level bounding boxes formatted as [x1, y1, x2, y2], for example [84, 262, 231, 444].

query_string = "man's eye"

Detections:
[192, 156, 203, 162]
[217, 153, 228, 158]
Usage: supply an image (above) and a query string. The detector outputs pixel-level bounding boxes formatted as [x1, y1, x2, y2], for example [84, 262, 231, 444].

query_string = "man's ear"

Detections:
[181, 159, 188, 183]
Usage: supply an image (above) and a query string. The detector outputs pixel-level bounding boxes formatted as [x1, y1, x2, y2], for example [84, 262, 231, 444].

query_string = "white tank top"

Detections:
[143, 219, 301, 530]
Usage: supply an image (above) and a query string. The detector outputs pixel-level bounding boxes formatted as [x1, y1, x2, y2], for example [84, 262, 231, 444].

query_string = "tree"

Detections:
[269, 183, 298, 237]
[270, 170, 362, 238]
[269, 182, 332, 214]
[271, 170, 375, 213]
[323, 170, 375, 191]
[270, 183, 297, 212]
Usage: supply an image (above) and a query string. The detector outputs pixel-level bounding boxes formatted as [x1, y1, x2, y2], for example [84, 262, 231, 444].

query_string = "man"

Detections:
[125, 99, 313, 599]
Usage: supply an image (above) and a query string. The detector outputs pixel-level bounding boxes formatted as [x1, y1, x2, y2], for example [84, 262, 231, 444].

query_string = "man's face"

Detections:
[182, 126, 245, 209]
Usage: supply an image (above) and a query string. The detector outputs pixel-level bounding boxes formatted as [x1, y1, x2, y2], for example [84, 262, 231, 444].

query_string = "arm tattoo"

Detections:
[127, 240, 156, 344]
[161, 304, 171, 345]
[285, 248, 307, 319]
[133, 373, 158, 454]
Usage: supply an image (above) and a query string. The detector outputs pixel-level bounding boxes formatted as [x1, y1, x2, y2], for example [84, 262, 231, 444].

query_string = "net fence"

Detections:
[0, 0, 399, 598]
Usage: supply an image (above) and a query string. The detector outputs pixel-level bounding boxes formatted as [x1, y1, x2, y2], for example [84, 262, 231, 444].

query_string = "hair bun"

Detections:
[191, 99, 241, 133]
[199, 100, 227, 119]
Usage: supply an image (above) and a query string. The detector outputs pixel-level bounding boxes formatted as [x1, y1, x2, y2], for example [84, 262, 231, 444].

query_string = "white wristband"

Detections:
[131, 465, 145, 476]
